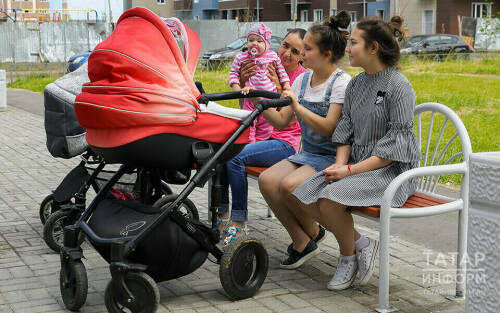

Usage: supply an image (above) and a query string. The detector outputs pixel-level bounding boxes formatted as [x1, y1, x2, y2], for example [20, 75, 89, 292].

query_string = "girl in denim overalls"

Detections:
[259, 11, 352, 270]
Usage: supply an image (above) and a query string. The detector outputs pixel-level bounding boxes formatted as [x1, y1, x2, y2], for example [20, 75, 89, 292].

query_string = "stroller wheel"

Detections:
[153, 194, 199, 221]
[39, 194, 57, 224]
[43, 210, 85, 253]
[60, 259, 88, 311]
[105, 272, 159, 313]
[219, 235, 269, 300]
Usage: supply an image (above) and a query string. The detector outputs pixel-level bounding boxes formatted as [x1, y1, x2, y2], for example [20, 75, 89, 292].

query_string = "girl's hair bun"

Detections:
[389, 16, 405, 41]
[325, 10, 350, 30]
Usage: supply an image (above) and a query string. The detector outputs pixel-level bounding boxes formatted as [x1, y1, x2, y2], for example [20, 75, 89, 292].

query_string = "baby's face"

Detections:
[247, 35, 266, 56]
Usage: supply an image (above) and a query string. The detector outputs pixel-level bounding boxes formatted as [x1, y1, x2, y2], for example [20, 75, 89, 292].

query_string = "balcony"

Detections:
[174, 0, 193, 11]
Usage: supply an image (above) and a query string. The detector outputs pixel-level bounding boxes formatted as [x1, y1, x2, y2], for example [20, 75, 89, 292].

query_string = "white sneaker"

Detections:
[356, 238, 379, 285]
[327, 255, 358, 291]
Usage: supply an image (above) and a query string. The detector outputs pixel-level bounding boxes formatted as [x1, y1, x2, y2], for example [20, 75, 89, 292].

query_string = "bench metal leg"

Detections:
[447, 199, 467, 301]
[376, 211, 398, 313]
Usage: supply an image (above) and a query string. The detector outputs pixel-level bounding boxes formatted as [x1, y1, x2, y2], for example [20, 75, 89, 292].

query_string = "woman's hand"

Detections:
[267, 62, 282, 93]
[281, 89, 299, 109]
[239, 60, 257, 86]
[323, 164, 350, 183]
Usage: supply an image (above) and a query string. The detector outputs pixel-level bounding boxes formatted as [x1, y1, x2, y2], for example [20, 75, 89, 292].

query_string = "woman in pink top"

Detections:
[219, 29, 307, 247]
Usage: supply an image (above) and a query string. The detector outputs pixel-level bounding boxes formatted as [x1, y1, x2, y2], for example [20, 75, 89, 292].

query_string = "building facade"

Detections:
[216, 0, 330, 22]
[134, 0, 176, 18]
[1, 0, 52, 22]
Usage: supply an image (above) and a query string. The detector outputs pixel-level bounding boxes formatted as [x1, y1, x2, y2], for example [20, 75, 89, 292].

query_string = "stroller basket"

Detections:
[86, 166, 138, 193]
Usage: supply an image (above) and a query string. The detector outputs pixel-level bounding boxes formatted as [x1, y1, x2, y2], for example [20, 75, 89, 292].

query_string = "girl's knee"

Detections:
[258, 171, 278, 194]
[279, 176, 297, 195]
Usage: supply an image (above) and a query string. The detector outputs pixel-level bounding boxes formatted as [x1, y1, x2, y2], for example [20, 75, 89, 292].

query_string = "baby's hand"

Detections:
[241, 86, 254, 95]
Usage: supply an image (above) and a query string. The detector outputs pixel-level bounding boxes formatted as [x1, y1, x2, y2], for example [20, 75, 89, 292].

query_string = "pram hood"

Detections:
[76, 8, 238, 148]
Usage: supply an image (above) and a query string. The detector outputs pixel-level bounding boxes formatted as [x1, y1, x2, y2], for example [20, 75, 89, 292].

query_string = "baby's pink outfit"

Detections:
[228, 50, 290, 142]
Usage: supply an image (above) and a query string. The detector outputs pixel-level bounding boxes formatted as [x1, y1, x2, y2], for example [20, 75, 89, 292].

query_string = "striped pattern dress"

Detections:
[292, 67, 421, 208]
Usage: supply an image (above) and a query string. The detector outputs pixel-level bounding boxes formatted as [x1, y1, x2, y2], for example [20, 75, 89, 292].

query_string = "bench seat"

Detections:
[245, 166, 449, 217]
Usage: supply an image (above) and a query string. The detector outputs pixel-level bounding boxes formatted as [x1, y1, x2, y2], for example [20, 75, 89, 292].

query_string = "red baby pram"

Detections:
[60, 7, 291, 313]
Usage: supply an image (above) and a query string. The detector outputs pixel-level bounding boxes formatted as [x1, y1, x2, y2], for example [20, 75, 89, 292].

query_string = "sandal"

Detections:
[216, 217, 229, 239]
[223, 226, 248, 248]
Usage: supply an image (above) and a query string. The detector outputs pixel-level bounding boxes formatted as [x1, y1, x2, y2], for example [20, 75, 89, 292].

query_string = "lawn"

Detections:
[8, 58, 500, 184]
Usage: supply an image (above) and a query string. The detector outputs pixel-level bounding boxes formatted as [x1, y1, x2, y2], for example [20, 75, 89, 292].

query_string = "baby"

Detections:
[228, 23, 290, 143]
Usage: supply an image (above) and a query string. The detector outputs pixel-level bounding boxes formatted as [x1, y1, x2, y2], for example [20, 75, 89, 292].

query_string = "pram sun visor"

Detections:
[88, 49, 199, 110]
[75, 8, 203, 145]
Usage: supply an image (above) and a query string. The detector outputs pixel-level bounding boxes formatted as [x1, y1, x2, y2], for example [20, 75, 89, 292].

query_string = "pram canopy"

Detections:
[75, 7, 248, 150]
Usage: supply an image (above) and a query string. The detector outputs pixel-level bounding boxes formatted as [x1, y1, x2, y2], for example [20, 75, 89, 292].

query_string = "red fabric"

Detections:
[74, 7, 242, 149]
[85, 112, 249, 148]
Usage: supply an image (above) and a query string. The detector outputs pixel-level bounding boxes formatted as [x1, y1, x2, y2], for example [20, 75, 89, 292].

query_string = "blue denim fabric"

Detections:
[287, 71, 343, 171]
[219, 139, 296, 222]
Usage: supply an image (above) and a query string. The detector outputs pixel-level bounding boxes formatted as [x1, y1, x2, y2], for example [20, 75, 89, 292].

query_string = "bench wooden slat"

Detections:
[245, 166, 267, 178]
[245, 166, 451, 218]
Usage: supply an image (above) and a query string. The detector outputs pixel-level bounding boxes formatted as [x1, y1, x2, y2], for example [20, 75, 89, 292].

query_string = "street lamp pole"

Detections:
[256, 0, 259, 22]
[363, 0, 366, 18]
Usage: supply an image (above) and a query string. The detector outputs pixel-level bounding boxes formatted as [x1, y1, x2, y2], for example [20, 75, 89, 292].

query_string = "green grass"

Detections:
[400, 55, 500, 76]
[7, 74, 58, 93]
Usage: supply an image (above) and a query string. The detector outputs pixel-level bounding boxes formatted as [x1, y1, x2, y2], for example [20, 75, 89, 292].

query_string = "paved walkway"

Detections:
[0, 105, 465, 312]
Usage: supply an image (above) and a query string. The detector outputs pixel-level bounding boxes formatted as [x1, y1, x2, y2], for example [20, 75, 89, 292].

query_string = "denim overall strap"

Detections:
[324, 70, 344, 102]
[298, 71, 311, 101]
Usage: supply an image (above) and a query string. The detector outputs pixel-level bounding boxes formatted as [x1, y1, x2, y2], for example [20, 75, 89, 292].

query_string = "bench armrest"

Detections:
[380, 163, 468, 219]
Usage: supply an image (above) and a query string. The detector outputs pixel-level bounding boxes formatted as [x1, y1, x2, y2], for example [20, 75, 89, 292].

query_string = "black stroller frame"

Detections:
[60, 89, 291, 312]
[42, 149, 183, 253]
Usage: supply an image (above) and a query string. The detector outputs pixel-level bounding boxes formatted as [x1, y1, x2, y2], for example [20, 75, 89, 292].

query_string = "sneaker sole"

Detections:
[279, 247, 321, 270]
[358, 240, 379, 285]
[327, 272, 357, 291]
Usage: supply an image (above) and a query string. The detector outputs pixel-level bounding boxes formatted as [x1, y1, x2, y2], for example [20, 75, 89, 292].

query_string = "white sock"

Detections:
[355, 236, 370, 251]
[339, 253, 356, 262]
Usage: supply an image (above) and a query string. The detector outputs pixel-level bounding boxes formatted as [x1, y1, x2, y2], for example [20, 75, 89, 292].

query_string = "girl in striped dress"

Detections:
[229, 23, 290, 143]
[291, 16, 421, 291]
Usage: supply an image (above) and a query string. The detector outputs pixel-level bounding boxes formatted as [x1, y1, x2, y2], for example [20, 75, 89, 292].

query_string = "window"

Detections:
[350, 11, 357, 22]
[301, 10, 308, 22]
[157, 0, 165, 4]
[472, 2, 492, 18]
[329, 9, 337, 17]
[376, 9, 384, 20]
[313, 9, 323, 22]
[422, 9, 434, 34]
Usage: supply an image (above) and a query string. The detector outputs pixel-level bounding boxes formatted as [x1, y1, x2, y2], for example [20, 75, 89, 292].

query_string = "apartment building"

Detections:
[134, 0, 176, 18]
[1, 0, 51, 22]
[174, 0, 219, 20]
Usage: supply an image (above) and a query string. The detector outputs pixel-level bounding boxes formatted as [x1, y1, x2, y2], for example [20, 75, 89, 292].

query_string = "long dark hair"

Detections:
[284, 28, 306, 40]
[308, 10, 350, 63]
[356, 16, 405, 67]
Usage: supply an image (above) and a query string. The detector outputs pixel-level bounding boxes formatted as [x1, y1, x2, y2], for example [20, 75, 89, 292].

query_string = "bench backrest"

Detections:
[414, 102, 472, 195]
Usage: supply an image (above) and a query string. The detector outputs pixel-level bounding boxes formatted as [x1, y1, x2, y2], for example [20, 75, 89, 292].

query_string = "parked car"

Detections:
[202, 36, 283, 63]
[67, 52, 91, 72]
[400, 34, 473, 60]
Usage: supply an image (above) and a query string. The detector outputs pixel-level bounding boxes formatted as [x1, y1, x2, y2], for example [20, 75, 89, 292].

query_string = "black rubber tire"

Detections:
[43, 209, 85, 253]
[153, 194, 199, 221]
[104, 272, 160, 313]
[219, 235, 269, 300]
[39, 194, 57, 225]
[60, 260, 88, 311]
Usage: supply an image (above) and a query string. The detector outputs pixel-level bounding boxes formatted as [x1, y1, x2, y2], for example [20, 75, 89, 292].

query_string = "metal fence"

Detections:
[0, 21, 113, 63]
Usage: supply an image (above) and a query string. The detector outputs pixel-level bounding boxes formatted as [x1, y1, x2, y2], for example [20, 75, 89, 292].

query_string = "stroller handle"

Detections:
[258, 97, 292, 110]
[200, 90, 280, 103]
